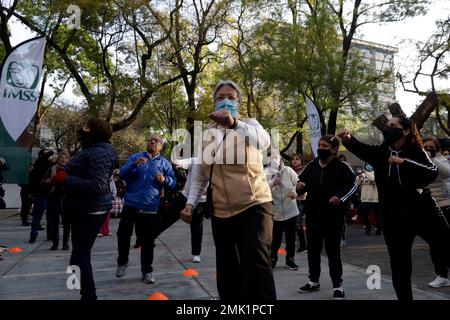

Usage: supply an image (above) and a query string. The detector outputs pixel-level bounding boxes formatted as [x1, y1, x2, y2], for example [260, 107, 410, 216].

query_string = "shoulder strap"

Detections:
[208, 131, 228, 184]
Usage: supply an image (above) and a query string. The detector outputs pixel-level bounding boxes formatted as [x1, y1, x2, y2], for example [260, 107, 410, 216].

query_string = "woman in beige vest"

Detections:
[181, 80, 276, 301]
[358, 163, 382, 235]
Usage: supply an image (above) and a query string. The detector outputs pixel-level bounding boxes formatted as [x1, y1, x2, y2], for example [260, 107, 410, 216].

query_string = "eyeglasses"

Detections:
[215, 95, 238, 102]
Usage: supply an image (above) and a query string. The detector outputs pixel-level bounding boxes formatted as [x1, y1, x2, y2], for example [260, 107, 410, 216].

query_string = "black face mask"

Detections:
[317, 148, 332, 161]
[426, 149, 436, 158]
[383, 127, 404, 145]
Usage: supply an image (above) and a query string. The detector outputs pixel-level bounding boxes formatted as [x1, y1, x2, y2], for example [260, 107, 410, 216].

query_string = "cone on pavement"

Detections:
[147, 292, 169, 300]
[183, 268, 199, 277]
[9, 247, 23, 253]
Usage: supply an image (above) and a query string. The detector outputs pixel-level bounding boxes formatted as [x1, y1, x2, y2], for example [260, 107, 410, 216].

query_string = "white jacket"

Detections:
[428, 154, 450, 208]
[174, 157, 207, 203]
[266, 165, 299, 221]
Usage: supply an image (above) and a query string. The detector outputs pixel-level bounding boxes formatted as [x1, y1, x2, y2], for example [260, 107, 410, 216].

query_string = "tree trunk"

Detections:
[296, 130, 303, 154]
[327, 109, 337, 134]
[410, 91, 439, 130]
[372, 91, 439, 132]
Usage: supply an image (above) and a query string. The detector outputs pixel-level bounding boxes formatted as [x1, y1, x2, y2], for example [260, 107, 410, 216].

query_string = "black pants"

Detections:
[305, 208, 345, 288]
[383, 206, 450, 300]
[190, 204, 205, 256]
[296, 202, 307, 249]
[20, 187, 32, 224]
[156, 193, 205, 255]
[69, 211, 107, 301]
[211, 202, 276, 301]
[47, 196, 70, 245]
[360, 202, 382, 232]
[271, 216, 297, 261]
[117, 206, 158, 273]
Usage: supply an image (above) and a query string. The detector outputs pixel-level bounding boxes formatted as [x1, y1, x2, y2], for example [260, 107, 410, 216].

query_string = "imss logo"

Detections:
[3, 61, 40, 102]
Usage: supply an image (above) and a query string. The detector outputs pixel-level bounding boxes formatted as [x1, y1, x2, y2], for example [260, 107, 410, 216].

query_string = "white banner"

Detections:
[305, 95, 321, 158]
[0, 36, 46, 141]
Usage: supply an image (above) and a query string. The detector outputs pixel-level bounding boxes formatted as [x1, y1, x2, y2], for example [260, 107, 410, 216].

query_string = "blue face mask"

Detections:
[365, 164, 373, 172]
[215, 99, 238, 118]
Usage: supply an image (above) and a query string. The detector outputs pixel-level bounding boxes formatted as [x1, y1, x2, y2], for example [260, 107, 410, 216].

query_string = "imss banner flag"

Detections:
[0, 36, 46, 184]
[304, 94, 322, 158]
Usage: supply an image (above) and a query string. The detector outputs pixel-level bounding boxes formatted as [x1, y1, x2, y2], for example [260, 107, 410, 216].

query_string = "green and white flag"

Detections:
[0, 36, 46, 184]
[305, 94, 321, 158]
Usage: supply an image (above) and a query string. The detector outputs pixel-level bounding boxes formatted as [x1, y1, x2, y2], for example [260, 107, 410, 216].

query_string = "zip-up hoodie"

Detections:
[266, 164, 299, 221]
[120, 152, 176, 212]
[299, 157, 357, 218]
[343, 136, 438, 213]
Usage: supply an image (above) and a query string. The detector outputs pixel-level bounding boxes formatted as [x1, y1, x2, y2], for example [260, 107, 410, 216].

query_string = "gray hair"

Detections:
[212, 80, 243, 105]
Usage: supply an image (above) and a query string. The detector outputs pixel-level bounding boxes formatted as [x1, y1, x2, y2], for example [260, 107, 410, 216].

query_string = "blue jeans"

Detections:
[30, 195, 48, 239]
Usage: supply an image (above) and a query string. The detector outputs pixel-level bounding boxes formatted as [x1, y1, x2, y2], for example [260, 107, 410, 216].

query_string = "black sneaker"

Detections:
[28, 235, 37, 244]
[286, 259, 299, 270]
[333, 289, 345, 300]
[298, 282, 320, 293]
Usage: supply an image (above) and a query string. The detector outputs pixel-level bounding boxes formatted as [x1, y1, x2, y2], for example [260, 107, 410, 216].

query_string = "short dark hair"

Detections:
[320, 134, 340, 149]
[86, 118, 112, 142]
[37, 149, 48, 158]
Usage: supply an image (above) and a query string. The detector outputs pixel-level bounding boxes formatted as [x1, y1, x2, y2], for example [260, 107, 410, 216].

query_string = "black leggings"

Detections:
[383, 207, 450, 300]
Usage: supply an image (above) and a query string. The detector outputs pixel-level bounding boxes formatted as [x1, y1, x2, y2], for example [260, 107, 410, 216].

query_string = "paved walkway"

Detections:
[0, 212, 448, 300]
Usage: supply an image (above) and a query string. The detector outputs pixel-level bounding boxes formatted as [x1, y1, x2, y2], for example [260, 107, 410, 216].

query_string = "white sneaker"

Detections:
[142, 273, 155, 284]
[428, 276, 450, 288]
[192, 255, 201, 263]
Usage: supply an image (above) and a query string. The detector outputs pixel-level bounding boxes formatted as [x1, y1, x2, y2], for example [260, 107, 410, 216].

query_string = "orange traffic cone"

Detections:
[147, 292, 169, 300]
[183, 268, 199, 277]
